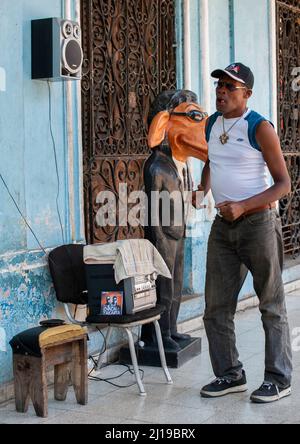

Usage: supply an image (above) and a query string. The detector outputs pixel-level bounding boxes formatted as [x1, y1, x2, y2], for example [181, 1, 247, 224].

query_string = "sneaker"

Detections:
[250, 382, 291, 404]
[200, 370, 247, 398]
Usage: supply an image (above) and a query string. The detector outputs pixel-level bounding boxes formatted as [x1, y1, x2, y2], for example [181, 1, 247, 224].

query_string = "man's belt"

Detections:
[243, 202, 276, 217]
[218, 202, 277, 225]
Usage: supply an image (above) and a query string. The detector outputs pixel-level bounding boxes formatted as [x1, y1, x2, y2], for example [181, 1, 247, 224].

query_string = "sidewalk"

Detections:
[0, 291, 299, 425]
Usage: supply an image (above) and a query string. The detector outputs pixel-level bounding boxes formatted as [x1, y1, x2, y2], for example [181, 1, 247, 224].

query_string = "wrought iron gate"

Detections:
[277, 0, 300, 255]
[81, 0, 177, 244]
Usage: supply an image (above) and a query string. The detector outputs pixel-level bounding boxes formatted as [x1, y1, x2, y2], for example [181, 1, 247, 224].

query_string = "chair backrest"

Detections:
[48, 244, 88, 305]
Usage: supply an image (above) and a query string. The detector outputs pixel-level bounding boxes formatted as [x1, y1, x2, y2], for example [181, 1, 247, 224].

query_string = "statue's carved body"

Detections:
[142, 90, 208, 351]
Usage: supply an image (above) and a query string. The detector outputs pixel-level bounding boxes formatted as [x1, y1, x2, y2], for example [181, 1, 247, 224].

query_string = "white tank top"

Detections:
[207, 109, 270, 205]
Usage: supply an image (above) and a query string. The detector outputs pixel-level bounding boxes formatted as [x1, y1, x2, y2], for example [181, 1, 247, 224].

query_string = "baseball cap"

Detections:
[211, 63, 254, 89]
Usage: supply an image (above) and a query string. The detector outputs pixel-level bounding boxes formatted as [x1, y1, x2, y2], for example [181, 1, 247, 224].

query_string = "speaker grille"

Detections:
[62, 39, 83, 74]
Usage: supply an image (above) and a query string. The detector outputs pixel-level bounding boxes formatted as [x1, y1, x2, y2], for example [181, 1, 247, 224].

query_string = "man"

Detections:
[111, 295, 122, 315]
[199, 63, 292, 403]
[102, 295, 112, 315]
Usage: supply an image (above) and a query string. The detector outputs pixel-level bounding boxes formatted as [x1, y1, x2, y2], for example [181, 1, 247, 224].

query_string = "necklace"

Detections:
[219, 109, 248, 145]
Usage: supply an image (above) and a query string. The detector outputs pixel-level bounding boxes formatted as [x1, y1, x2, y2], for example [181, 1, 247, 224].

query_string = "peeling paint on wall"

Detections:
[0, 0, 85, 389]
[0, 250, 57, 384]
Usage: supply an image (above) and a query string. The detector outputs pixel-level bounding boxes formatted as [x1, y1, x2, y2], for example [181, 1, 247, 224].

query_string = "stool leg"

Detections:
[71, 338, 88, 405]
[125, 327, 146, 396]
[96, 326, 113, 371]
[30, 356, 48, 418]
[154, 320, 173, 384]
[54, 362, 71, 401]
[13, 355, 30, 413]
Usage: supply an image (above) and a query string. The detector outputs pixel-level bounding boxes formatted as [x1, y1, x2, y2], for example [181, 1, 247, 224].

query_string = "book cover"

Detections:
[100, 291, 123, 315]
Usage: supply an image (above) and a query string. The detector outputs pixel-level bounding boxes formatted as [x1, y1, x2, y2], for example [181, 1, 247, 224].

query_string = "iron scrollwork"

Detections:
[277, 0, 300, 255]
[81, 0, 177, 243]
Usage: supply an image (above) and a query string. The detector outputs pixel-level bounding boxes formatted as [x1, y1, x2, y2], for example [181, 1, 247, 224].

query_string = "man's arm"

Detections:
[200, 159, 211, 196]
[217, 121, 291, 221]
[192, 159, 210, 209]
[201, 118, 211, 196]
[193, 117, 211, 208]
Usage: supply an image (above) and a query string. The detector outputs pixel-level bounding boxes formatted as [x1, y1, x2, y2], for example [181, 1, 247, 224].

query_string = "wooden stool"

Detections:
[10, 325, 88, 418]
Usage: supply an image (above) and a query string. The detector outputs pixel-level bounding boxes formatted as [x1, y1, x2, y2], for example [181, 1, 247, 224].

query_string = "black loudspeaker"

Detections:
[31, 18, 83, 81]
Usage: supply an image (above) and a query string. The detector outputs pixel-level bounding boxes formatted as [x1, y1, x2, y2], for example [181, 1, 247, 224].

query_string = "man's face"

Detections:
[113, 297, 117, 305]
[106, 297, 111, 304]
[215, 74, 252, 115]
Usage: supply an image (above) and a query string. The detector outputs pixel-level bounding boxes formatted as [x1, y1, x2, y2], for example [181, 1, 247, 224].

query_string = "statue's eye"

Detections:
[187, 111, 208, 122]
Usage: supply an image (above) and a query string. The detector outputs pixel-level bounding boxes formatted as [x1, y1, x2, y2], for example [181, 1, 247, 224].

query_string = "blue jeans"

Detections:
[203, 209, 292, 388]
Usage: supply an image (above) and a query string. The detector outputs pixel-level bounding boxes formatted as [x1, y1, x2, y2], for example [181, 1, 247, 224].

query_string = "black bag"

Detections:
[48, 244, 88, 304]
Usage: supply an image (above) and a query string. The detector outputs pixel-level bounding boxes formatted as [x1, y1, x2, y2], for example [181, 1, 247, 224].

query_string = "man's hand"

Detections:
[216, 201, 246, 222]
[192, 185, 206, 209]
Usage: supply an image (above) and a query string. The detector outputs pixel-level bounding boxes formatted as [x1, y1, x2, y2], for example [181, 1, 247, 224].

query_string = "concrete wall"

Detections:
[0, 0, 83, 385]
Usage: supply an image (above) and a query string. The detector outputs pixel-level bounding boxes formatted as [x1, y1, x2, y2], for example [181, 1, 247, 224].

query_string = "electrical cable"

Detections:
[0, 82, 66, 258]
[47, 80, 65, 244]
[0, 171, 69, 288]
[1, 171, 145, 389]
[88, 327, 144, 388]
[1, 108, 145, 389]
[0, 173, 48, 256]
[87, 327, 107, 376]
[88, 363, 144, 389]
[96, 326, 107, 356]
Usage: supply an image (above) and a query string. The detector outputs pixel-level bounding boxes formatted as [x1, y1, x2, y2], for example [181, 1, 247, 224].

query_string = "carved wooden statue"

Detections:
[142, 90, 208, 351]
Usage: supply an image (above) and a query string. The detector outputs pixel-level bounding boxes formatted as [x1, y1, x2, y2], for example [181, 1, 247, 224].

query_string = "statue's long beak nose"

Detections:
[183, 123, 208, 162]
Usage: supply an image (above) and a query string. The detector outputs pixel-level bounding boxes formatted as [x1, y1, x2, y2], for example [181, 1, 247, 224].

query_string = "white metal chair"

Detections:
[48, 244, 173, 395]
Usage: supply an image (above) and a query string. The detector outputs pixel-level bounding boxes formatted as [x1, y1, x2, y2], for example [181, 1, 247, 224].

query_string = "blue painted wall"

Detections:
[0, 252, 56, 383]
[0, 0, 83, 386]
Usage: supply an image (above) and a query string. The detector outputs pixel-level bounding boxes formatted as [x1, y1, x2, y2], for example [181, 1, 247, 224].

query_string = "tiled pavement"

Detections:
[1, 291, 300, 424]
